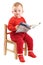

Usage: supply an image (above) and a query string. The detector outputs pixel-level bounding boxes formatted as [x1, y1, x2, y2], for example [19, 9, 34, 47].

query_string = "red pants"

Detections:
[10, 32, 33, 54]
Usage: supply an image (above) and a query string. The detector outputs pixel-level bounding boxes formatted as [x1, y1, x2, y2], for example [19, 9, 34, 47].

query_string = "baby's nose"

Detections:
[16, 12, 19, 14]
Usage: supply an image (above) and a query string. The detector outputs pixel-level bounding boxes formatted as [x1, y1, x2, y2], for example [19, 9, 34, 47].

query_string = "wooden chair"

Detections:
[4, 24, 27, 59]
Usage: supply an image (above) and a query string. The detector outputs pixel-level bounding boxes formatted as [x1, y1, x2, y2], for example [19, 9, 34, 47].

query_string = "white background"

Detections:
[0, 0, 43, 65]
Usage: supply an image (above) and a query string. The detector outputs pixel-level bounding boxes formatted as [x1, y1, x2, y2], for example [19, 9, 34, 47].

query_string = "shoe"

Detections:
[18, 55, 25, 62]
[28, 52, 36, 58]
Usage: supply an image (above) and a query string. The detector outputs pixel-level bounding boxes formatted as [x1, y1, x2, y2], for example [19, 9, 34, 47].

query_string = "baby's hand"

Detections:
[15, 25, 19, 30]
[29, 25, 33, 27]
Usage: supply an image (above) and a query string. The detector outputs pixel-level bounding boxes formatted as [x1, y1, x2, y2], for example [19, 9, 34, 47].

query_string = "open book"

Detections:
[16, 22, 41, 33]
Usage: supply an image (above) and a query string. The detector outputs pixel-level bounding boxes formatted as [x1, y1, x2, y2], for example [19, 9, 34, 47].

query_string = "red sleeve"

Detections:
[8, 17, 16, 31]
[21, 17, 26, 23]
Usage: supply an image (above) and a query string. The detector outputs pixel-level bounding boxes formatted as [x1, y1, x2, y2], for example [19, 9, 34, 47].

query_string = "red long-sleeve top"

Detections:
[8, 16, 26, 31]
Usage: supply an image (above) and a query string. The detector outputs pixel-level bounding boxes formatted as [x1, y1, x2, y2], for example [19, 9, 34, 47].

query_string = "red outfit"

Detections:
[8, 16, 33, 54]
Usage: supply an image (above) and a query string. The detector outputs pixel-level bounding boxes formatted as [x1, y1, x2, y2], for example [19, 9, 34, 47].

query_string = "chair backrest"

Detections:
[4, 24, 13, 43]
[4, 24, 7, 42]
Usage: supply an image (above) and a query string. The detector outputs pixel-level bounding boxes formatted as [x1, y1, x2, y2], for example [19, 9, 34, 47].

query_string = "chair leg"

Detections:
[14, 43, 18, 59]
[24, 43, 27, 56]
[4, 24, 7, 55]
[4, 40, 7, 55]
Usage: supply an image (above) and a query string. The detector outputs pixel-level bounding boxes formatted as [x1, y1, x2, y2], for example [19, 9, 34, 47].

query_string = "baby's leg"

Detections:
[10, 33, 25, 62]
[15, 36, 25, 62]
[24, 33, 36, 58]
[24, 33, 33, 50]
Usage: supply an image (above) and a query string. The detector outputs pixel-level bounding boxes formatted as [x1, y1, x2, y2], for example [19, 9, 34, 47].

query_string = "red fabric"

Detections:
[18, 55, 25, 62]
[8, 16, 33, 54]
[8, 16, 26, 31]
[28, 52, 36, 58]
[10, 32, 33, 54]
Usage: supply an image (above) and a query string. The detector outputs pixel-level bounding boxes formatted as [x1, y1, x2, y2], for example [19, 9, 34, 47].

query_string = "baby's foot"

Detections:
[18, 55, 25, 62]
[28, 52, 36, 58]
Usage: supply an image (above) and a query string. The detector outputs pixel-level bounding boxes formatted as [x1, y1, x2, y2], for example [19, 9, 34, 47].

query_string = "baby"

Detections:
[8, 2, 36, 62]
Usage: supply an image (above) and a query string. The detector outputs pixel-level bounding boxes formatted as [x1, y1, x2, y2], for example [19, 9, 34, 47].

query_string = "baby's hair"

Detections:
[12, 2, 23, 8]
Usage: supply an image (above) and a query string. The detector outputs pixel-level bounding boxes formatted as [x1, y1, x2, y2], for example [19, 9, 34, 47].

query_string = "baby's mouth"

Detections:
[16, 14, 19, 15]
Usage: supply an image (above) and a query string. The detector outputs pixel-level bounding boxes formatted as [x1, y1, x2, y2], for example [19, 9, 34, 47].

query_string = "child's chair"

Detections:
[4, 24, 27, 59]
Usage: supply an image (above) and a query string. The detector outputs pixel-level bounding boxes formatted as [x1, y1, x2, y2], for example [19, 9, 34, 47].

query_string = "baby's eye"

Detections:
[14, 10, 17, 12]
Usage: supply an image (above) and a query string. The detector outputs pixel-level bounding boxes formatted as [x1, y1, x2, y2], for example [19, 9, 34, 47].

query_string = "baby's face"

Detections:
[12, 5, 23, 18]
